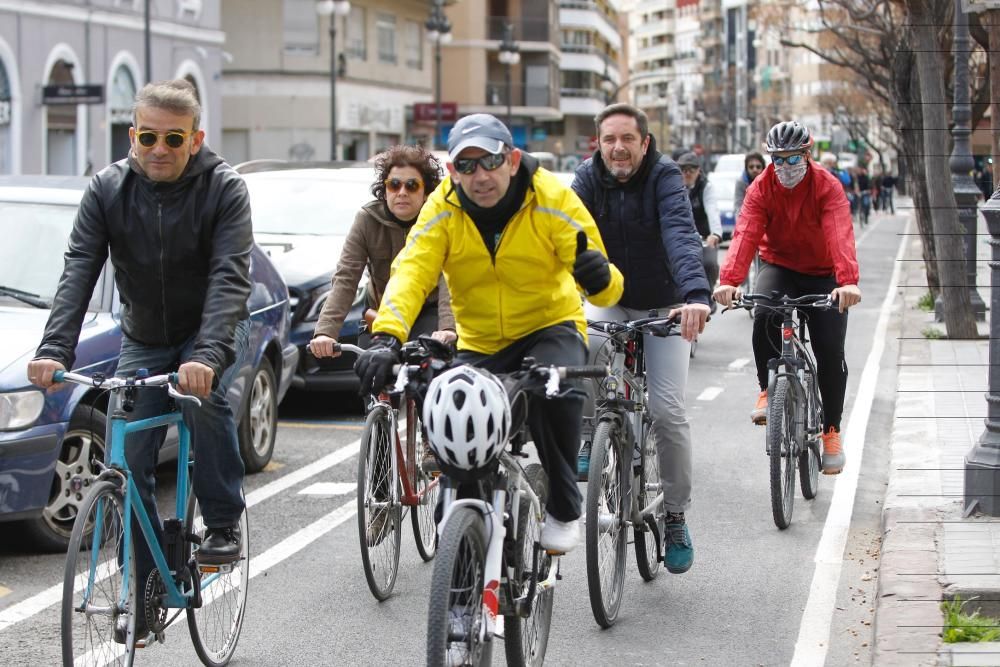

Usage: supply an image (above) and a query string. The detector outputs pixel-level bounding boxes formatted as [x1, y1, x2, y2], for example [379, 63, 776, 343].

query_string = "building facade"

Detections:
[0, 0, 225, 176]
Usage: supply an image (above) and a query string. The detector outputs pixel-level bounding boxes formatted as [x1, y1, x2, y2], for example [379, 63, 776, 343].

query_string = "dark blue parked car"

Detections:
[0, 178, 298, 550]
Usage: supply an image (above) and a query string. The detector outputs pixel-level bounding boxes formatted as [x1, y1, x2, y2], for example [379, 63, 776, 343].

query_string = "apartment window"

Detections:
[404, 20, 422, 69]
[376, 14, 396, 64]
[346, 6, 367, 60]
[283, 0, 319, 55]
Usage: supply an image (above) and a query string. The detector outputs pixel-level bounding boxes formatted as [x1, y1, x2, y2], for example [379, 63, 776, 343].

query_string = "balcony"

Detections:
[632, 19, 673, 38]
[560, 88, 609, 116]
[558, 5, 622, 50]
[486, 16, 551, 43]
[486, 82, 556, 109]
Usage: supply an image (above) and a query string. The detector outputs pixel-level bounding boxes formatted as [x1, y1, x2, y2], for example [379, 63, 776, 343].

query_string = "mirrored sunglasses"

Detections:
[384, 177, 423, 194]
[136, 130, 192, 149]
[453, 152, 507, 175]
[772, 154, 805, 167]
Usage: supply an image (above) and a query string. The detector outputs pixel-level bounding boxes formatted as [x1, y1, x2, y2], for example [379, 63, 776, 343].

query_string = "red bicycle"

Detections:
[337, 338, 450, 600]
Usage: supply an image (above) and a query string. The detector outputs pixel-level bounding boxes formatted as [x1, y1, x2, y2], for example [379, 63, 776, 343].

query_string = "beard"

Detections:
[606, 150, 635, 180]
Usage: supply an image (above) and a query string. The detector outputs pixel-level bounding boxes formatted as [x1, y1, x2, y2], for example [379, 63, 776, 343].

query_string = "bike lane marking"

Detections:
[0, 437, 364, 633]
[790, 216, 907, 666]
[298, 482, 356, 496]
[696, 386, 724, 401]
[727, 357, 751, 370]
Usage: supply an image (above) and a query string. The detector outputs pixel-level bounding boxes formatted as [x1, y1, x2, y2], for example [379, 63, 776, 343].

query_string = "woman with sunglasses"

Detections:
[309, 145, 456, 361]
[734, 151, 766, 219]
[713, 120, 862, 476]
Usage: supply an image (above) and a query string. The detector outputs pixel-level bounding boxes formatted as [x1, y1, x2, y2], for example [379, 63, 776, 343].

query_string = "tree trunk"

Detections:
[893, 24, 940, 297]
[908, 0, 978, 338]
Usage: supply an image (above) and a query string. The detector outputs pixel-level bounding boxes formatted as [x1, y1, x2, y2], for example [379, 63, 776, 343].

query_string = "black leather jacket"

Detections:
[36, 147, 253, 379]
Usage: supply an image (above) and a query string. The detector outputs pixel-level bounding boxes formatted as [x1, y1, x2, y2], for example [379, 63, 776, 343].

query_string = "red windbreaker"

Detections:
[719, 162, 860, 287]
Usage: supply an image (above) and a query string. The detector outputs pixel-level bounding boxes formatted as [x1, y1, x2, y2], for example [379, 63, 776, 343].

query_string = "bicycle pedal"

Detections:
[135, 631, 165, 649]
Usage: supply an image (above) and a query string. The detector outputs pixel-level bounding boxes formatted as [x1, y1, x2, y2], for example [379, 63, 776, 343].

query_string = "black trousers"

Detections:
[752, 262, 848, 431]
[456, 321, 587, 522]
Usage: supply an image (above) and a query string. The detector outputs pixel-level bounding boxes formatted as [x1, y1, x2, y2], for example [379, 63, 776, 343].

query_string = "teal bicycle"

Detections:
[57, 370, 249, 667]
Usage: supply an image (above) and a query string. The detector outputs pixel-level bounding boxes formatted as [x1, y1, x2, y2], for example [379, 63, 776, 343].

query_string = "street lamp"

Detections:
[316, 0, 351, 161]
[497, 23, 520, 130]
[426, 0, 452, 150]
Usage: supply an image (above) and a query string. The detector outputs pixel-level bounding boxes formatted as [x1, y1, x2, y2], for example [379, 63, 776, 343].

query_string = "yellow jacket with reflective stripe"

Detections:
[372, 167, 624, 355]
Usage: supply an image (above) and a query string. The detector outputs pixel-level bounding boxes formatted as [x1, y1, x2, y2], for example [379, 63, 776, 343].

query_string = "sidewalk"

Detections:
[873, 205, 1000, 667]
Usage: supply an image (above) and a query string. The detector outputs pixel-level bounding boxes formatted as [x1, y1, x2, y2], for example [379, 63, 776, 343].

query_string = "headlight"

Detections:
[0, 391, 45, 430]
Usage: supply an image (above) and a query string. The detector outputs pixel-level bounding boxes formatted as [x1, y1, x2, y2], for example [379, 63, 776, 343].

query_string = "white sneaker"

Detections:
[539, 517, 580, 553]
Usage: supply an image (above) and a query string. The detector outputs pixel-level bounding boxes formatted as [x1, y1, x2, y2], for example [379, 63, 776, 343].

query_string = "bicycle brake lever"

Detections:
[167, 383, 202, 408]
[544, 366, 560, 398]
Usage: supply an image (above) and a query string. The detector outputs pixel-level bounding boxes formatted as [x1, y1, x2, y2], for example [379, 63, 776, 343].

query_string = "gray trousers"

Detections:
[584, 303, 693, 513]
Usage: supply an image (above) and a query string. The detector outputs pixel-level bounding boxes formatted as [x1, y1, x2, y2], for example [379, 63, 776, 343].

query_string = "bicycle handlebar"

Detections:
[53, 370, 202, 407]
[732, 292, 834, 311]
[587, 316, 681, 337]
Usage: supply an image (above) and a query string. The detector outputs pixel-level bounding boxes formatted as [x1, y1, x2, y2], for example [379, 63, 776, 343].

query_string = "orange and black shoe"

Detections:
[821, 426, 845, 474]
[751, 390, 767, 425]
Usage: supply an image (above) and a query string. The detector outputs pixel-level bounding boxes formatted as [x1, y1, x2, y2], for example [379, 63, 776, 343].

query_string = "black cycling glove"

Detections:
[354, 334, 402, 395]
[573, 231, 611, 295]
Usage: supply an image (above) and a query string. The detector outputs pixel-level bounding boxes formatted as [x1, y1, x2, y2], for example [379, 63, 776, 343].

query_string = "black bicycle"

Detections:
[582, 316, 680, 627]
[728, 292, 833, 529]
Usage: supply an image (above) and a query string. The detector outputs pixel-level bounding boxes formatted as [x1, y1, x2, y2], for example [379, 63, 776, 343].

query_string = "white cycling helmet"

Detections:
[423, 366, 511, 472]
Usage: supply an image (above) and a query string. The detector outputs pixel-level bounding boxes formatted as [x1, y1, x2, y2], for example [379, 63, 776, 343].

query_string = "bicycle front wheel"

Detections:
[767, 378, 797, 529]
[799, 371, 821, 500]
[186, 495, 250, 667]
[61, 479, 137, 667]
[411, 410, 439, 562]
[505, 463, 553, 667]
[357, 405, 401, 601]
[426, 507, 490, 667]
[633, 419, 662, 582]
[585, 420, 629, 628]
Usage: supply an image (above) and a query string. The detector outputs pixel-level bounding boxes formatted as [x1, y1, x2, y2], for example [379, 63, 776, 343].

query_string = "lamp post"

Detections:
[426, 0, 452, 150]
[144, 0, 151, 82]
[316, 0, 351, 162]
[498, 23, 520, 130]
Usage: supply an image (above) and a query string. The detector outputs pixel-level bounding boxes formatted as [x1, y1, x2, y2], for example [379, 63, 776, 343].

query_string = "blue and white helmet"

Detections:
[423, 366, 511, 471]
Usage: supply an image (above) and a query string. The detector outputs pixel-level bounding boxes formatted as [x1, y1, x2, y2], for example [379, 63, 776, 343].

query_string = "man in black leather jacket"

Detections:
[572, 103, 710, 576]
[28, 79, 251, 642]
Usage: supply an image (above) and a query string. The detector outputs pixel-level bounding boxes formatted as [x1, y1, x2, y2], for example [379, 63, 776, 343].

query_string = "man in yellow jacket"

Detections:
[356, 113, 623, 552]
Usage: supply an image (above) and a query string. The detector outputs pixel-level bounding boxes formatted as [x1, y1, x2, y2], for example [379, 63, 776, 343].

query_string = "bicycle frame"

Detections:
[766, 308, 821, 439]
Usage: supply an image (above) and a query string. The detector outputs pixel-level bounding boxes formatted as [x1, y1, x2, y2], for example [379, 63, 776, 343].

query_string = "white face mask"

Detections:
[775, 162, 808, 189]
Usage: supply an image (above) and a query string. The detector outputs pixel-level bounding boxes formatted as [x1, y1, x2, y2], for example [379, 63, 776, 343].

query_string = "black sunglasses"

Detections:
[453, 152, 507, 175]
[136, 130, 192, 149]
[385, 177, 423, 193]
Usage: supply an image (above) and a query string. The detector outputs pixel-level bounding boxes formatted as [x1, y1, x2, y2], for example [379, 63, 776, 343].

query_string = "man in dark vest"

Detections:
[572, 103, 711, 575]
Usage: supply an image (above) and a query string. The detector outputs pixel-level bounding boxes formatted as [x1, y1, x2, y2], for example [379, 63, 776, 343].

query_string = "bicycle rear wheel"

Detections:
[505, 463, 553, 667]
[411, 411, 439, 562]
[799, 371, 821, 500]
[426, 507, 490, 667]
[357, 405, 402, 601]
[187, 495, 250, 667]
[767, 378, 797, 529]
[61, 479, 137, 667]
[585, 420, 629, 628]
[633, 419, 662, 582]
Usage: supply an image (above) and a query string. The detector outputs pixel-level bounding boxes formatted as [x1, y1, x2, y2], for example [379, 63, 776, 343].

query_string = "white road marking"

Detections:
[0, 436, 365, 633]
[696, 387, 724, 401]
[790, 216, 908, 666]
[728, 358, 751, 370]
[298, 482, 356, 496]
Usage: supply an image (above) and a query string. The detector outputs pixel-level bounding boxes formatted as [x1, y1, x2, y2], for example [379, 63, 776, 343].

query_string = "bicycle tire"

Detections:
[633, 418, 662, 582]
[504, 463, 553, 667]
[585, 420, 629, 628]
[61, 479, 137, 667]
[426, 506, 490, 667]
[411, 411, 439, 563]
[187, 494, 250, 667]
[767, 378, 796, 529]
[799, 370, 821, 500]
[357, 405, 402, 601]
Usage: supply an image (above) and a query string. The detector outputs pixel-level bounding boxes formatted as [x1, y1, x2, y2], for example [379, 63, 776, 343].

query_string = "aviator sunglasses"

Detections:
[453, 152, 507, 175]
[384, 177, 424, 194]
[136, 130, 192, 149]
[771, 154, 805, 167]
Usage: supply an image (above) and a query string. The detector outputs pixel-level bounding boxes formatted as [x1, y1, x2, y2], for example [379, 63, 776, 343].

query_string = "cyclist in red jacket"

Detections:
[713, 121, 861, 474]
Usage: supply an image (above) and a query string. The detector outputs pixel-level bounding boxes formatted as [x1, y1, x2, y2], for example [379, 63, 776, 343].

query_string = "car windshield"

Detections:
[245, 172, 374, 235]
[0, 201, 103, 309]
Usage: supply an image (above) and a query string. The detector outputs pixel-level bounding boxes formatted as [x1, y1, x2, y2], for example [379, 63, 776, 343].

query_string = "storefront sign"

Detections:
[413, 102, 458, 123]
[42, 84, 104, 105]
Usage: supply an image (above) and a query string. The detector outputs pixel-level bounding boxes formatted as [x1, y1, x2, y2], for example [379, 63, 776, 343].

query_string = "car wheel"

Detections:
[22, 404, 107, 552]
[238, 356, 277, 473]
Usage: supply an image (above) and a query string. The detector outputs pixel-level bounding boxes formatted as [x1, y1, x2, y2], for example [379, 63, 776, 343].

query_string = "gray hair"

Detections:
[594, 103, 649, 139]
[132, 79, 202, 131]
